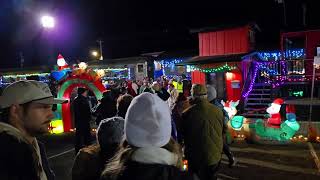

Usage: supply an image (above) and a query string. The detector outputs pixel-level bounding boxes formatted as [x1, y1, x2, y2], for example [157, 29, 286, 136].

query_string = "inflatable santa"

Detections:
[57, 54, 69, 70]
[266, 98, 284, 128]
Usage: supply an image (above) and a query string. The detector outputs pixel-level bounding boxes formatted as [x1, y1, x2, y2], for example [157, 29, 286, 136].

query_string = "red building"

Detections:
[184, 23, 257, 101]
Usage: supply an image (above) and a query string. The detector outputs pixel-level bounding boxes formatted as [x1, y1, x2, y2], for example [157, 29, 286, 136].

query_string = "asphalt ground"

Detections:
[40, 133, 320, 180]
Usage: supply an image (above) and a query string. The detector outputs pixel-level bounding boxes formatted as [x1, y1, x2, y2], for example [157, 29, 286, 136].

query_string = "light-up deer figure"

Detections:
[220, 99, 248, 142]
[221, 100, 240, 120]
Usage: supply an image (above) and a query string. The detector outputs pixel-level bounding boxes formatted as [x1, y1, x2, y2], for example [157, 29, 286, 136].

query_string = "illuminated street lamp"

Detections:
[91, 50, 99, 57]
[41, 15, 55, 28]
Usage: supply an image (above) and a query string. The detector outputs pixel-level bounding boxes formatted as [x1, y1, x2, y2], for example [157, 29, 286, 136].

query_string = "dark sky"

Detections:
[0, 0, 320, 69]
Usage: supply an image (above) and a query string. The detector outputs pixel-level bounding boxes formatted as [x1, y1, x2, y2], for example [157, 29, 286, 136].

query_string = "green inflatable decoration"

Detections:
[254, 119, 300, 141]
[229, 115, 300, 142]
[230, 116, 244, 130]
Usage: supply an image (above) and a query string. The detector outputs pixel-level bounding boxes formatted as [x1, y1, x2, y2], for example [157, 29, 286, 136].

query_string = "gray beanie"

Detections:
[97, 117, 124, 149]
[207, 84, 217, 102]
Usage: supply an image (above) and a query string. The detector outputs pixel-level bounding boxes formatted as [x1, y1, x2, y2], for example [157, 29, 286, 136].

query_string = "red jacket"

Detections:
[267, 113, 281, 126]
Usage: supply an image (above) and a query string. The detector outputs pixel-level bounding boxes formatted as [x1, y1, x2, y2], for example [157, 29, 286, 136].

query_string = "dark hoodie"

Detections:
[0, 122, 55, 180]
[94, 94, 117, 125]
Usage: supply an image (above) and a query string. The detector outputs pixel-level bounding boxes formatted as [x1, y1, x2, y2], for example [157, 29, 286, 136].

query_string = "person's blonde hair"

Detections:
[101, 138, 183, 179]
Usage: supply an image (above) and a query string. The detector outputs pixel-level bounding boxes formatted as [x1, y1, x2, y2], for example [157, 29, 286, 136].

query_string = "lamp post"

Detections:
[91, 50, 99, 57]
[97, 40, 103, 60]
[41, 15, 55, 29]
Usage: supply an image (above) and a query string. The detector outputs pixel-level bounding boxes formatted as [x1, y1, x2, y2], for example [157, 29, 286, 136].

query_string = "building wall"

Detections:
[306, 31, 320, 76]
[199, 26, 250, 56]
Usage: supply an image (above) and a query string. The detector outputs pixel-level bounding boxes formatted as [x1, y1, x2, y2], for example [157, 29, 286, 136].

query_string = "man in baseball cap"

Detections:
[182, 84, 224, 180]
[0, 80, 67, 180]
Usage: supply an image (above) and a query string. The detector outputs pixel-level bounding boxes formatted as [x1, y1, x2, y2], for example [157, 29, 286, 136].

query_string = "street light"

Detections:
[41, 15, 55, 28]
[91, 50, 99, 57]
[97, 40, 103, 60]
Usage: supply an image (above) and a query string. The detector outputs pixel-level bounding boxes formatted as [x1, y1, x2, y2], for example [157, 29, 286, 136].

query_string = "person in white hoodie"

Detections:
[101, 92, 195, 180]
[167, 83, 179, 110]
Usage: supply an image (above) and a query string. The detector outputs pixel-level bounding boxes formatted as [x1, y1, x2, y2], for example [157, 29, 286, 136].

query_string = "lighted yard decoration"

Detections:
[266, 98, 283, 128]
[221, 100, 244, 130]
[254, 101, 300, 141]
[221, 100, 251, 141]
[224, 98, 300, 143]
[50, 59, 106, 133]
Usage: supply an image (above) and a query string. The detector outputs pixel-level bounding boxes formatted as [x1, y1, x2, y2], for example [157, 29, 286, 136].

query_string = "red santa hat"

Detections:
[273, 98, 284, 105]
[224, 101, 230, 108]
[57, 54, 68, 66]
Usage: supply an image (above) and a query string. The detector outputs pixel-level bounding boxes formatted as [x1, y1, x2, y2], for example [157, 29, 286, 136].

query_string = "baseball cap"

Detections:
[191, 84, 207, 97]
[0, 80, 67, 109]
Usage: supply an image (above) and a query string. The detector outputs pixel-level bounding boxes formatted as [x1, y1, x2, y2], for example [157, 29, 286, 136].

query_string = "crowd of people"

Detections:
[0, 78, 237, 180]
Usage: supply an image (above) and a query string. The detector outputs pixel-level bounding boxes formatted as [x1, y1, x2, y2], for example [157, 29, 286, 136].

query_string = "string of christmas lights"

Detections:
[160, 59, 184, 68]
[258, 49, 305, 61]
[189, 64, 237, 73]
[243, 62, 259, 98]
[3, 73, 50, 78]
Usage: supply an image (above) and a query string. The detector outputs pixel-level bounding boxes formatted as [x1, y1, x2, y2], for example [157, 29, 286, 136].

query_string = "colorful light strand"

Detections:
[242, 62, 259, 98]
[258, 49, 305, 61]
[159, 59, 184, 68]
[188, 64, 236, 73]
[3, 73, 50, 78]
[243, 60, 289, 98]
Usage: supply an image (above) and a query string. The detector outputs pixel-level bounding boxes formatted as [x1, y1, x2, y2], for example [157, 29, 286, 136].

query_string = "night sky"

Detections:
[0, 0, 319, 69]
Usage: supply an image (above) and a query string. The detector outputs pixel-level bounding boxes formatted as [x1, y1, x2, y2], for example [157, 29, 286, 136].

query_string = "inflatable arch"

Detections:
[53, 76, 106, 133]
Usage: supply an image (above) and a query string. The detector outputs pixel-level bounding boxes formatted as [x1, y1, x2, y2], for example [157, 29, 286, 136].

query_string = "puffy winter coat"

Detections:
[72, 144, 103, 180]
[102, 161, 194, 180]
[182, 98, 224, 170]
[101, 147, 195, 180]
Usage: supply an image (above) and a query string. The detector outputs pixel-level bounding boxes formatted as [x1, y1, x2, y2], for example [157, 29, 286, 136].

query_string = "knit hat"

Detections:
[125, 92, 171, 148]
[77, 87, 87, 95]
[191, 84, 207, 97]
[206, 84, 217, 102]
[97, 117, 124, 148]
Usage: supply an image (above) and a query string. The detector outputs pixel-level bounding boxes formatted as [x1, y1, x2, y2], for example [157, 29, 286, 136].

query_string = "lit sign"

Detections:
[289, 90, 304, 97]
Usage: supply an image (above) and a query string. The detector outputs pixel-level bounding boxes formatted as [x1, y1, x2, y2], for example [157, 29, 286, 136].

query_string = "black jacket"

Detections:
[155, 88, 170, 101]
[101, 161, 194, 180]
[72, 95, 92, 129]
[94, 97, 117, 125]
[0, 122, 55, 180]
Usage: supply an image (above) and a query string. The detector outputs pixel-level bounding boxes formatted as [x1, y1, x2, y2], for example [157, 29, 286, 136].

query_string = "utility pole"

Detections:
[302, 2, 307, 27]
[282, 0, 287, 27]
[275, 0, 287, 27]
[19, 52, 24, 68]
[97, 40, 104, 60]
